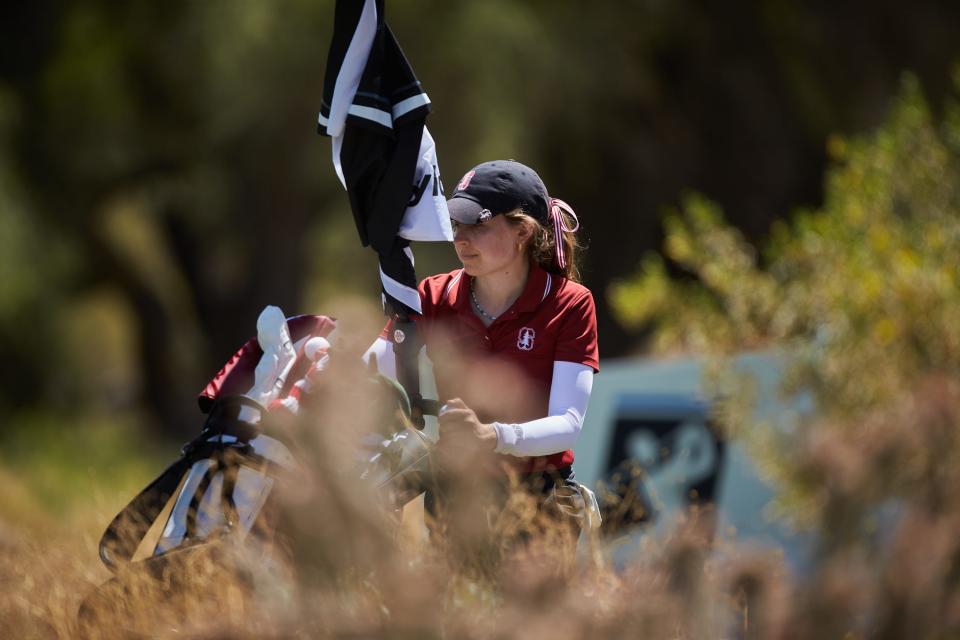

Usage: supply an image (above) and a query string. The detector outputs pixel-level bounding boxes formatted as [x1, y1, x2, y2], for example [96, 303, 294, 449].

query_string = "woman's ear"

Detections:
[517, 220, 534, 243]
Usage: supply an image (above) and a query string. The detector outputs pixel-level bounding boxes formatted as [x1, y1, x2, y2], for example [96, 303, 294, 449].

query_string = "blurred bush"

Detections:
[2, 1, 960, 634]
[611, 74, 960, 636]
[5, 1, 960, 443]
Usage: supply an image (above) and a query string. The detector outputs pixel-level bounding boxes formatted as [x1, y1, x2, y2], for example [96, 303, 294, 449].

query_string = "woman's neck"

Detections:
[472, 259, 530, 320]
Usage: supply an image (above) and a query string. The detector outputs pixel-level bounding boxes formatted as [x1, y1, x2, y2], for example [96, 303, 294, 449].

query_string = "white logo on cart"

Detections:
[517, 327, 536, 351]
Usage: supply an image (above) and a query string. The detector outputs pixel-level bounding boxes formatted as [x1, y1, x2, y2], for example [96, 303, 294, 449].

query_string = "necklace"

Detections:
[470, 280, 498, 321]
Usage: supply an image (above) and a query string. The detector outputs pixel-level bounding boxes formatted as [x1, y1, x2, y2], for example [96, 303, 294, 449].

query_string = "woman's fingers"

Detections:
[438, 408, 473, 425]
[439, 399, 472, 420]
[441, 398, 468, 411]
[440, 407, 471, 417]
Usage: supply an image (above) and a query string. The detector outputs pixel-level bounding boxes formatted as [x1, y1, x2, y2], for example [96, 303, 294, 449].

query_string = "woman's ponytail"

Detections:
[506, 204, 583, 282]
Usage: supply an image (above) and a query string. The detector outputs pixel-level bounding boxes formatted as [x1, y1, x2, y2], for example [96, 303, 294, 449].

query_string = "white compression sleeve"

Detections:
[363, 337, 397, 379]
[368, 341, 594, 456]
[492, 361, 594, 457]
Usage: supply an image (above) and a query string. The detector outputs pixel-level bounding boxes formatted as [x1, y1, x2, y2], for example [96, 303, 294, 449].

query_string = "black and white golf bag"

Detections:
[97, 312, 337, 571]
[96, 308, 433, 578]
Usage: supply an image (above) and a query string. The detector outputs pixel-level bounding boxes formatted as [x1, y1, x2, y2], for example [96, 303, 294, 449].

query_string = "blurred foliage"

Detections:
[612, 73, 960, 401]
[611, 72, 960, 521]
[1, 2, 959, 635]
[0, 411, 164, 527]
[606, 72, 960, 637]
[3, 1, 960, 444]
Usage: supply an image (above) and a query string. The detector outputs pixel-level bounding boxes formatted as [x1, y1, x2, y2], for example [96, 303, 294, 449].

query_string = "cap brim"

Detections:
[447, 196, 485, 224]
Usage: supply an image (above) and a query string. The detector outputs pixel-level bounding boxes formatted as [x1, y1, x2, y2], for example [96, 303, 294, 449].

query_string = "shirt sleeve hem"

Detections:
[554, 355, 600, 373]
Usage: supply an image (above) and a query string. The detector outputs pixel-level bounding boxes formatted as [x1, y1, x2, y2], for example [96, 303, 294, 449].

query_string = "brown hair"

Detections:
[504, 210, 582, 282]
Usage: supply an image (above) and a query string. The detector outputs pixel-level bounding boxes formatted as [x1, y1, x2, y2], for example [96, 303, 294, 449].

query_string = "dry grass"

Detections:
[3, 451, 959, 639]
[5, 365, 960, 639]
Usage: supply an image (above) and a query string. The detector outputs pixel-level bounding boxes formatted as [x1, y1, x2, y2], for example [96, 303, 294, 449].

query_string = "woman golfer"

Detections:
[367, 159, 598, 546]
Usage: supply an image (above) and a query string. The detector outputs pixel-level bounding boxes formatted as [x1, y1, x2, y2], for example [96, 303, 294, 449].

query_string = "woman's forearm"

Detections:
[366, 339, 595, 457]
[492, 362, 594, 457]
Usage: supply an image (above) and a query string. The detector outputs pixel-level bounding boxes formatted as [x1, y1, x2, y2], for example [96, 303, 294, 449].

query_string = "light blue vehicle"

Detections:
[574, 352, 816, 571]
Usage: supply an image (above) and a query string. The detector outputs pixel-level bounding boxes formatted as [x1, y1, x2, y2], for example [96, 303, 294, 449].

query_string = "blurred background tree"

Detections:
[611, 71, 960, 541]
[4, 3, 960, 636]
[609, 72, 960, 637]
[1, 0, 960, 485]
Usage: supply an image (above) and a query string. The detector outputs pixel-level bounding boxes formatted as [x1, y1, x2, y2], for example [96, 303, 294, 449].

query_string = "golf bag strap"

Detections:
[417, 398, 440, 416]
[98, 396, 282, 571]
[391, 315, 438, 427]
[99, 456, 192, 571]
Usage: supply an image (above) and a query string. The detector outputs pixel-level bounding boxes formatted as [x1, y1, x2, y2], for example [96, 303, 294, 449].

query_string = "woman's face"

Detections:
[452, 214, 528, 277]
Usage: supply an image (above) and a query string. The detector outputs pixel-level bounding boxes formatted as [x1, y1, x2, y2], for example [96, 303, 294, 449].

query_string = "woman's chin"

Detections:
[458, 258, 482, 276]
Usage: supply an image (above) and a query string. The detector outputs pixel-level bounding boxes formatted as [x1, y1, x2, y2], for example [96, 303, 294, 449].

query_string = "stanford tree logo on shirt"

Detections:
[517, 327, 536, 351]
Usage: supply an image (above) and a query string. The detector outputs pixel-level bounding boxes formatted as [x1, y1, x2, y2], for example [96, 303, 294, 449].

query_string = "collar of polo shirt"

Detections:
[446, 262, 553, 320]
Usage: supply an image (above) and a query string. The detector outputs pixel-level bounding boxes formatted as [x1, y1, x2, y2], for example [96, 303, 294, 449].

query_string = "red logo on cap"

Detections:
[457, 170, 475, 192]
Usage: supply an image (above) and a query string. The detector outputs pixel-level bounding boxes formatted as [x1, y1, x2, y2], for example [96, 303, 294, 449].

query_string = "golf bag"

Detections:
[96, 308, 434, 579]
[97, 313, 336, 571]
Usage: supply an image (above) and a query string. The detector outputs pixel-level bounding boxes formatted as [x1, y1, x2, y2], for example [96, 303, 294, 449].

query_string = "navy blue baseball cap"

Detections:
[447, 160, 550, 225]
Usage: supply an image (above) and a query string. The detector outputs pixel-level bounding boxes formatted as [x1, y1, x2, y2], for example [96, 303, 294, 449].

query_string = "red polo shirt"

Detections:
[384, 263, 599, 474]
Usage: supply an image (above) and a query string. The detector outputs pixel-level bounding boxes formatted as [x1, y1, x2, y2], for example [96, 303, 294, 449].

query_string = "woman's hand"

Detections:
[438, 398, 498, 452]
